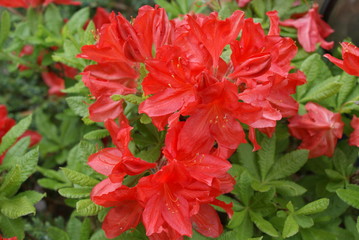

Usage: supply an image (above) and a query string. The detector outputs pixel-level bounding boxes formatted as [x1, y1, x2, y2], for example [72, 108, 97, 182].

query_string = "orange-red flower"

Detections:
[324, 42, 359, 76]
[288, 103, 344, 158]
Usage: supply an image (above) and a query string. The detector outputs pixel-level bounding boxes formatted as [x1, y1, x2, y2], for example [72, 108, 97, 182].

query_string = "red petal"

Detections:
[191, 204, 223, 238]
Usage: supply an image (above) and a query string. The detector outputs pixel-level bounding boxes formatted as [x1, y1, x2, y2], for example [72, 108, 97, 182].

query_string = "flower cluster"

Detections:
[78, 5, 308, 239]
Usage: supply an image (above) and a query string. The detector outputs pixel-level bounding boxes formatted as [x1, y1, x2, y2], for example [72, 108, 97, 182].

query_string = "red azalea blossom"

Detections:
[83, 7, 307, 239]
[0, 0, 80, 8]
[349, 116, 359, 147]
[288, 103, 344, 158]
[280, 3, 334, 52]
[324, 42, 359, 76]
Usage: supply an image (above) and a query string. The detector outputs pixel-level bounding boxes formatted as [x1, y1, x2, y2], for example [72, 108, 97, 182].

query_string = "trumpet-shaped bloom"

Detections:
[288, 103, 344, 158]
[324, 42, 359, 76]
[280, 4, 333, 52]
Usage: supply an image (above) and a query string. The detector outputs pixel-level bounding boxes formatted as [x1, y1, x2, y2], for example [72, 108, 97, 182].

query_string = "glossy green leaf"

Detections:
[337, 185, 359, 209]
[282, 215, 299, 238]
[59, 187, 92, 199]
[1, 196, 36, 219]
[0, 115, 32, 156]
[76, 199, 104, 216]
[266, 150, 309, 180]
[250, 211, 279, 237]
[61, 168, 99, 187]
[296, 198, 330, 215]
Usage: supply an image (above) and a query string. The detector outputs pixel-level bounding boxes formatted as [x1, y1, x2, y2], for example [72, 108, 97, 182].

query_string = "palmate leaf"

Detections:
[0, 115, 32, 156]
[336, 72, 357, 108]
[336, 185, 359, 209]
[300, 76, 342, 103]
[266, 150, 309, 181]
[296, 53, 332, 100]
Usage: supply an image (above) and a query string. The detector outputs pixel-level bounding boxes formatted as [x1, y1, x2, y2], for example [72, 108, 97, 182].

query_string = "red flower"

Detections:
[280, 4, 334, 52]
[88, 113, 155, 183]
[324, 42, 359, 76]
[236, 0, 252, 7]
[0, 0, 80, 8]
[0, 236, 18, 240]
[41, 71, 65, 97]
[288, 103, 344, 158]
[349, 116, 359, 147]
[93, 7, 111, 31]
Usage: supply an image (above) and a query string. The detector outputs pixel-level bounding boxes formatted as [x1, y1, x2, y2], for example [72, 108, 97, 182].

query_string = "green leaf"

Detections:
[297, 54, 332, 99]
[111, 94, 145, 104]
[357, 216, 359, 234]
[0, 165, 22, 197]
[271, 180, 307, 197]
[238, 171, 253, 206]
[154, 0, 181, 17]
[58, 187, 92, 199]
[1, 196, 36, 219]
[332, 148, 351, 177]
[35, 110, 59, 143]
[66, 215, 82, 240]
[0, 215, 24, 240]
[266, 150, 309, 180]
[16, 191, 45, 205]
[48, 226, 70, 240]
[251, 0, 265, 17]
[0, 115, 32, 156]
[140, 114, 152, 124]
[61, 168, 99, 187]
[76, 199, 104, 216]
[65, 7, 90, 34]
[249, 211, 279, 237]
[81, 20, 96, 46]
[337, 72, 357, 108]
[66, 96, 89, 117]
[258, 134, 276, 181]
[296, 198, 330, 215]
[80, 218, 92, 240]
[282, 215, 299, 238]
[0, 10, 11, 47]
[1, 137, 30, 168]
[237, 143, 260, 180]
[292, 215, 314, 228]
[336, 186, 359, 209]
[44, 4, 63, 35]
[37, 178, 69, 190]
[228, 210, 248, 229]
[300, 76, 342, 103]
[84, 129, 109, 140]
[18, 147, 39, 181]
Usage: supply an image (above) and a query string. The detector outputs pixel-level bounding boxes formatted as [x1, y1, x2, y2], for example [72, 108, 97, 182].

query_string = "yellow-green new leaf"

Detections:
[296, 198, 330, 215]
[61, 168, 99, 187]
[76, 199, 104, 216]
[282, 215, 299, 238]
